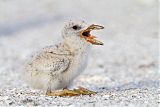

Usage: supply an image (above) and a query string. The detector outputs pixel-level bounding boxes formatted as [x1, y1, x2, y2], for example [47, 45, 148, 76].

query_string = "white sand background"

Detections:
[0, 0, 159, 106]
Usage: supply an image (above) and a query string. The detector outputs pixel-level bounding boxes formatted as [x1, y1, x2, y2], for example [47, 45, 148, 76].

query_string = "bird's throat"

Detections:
[63, 37, 91, 55]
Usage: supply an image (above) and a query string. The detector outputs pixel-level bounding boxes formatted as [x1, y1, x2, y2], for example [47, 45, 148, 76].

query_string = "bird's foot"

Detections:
[46, 89, 79, 96]
[46, 87, 97, 97]
[73, 86, 97, 95]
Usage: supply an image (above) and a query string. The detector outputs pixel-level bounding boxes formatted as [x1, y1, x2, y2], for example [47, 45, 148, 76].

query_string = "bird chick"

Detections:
[25, 20, 104, 96]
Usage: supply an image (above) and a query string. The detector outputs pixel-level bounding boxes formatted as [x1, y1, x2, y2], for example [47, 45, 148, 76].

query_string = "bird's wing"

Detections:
[42, 45, 71, 55]
[28, 52, 70, 74]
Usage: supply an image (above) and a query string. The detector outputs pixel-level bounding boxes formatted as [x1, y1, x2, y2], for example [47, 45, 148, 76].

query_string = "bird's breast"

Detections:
[62, 45, 91, 84]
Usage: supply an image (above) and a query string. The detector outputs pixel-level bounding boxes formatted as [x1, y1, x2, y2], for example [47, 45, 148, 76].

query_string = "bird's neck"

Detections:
[63, 37, 91, 55]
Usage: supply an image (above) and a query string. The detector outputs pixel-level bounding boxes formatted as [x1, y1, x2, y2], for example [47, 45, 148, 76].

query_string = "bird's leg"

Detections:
[46, 83, 80, 96]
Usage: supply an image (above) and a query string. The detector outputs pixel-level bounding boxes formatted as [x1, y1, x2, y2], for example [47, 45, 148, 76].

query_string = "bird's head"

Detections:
[62, 20, 104, 45]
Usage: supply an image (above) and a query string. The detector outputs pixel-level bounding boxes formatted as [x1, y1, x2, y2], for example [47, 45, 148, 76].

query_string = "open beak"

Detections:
[80, 24, 104, 45]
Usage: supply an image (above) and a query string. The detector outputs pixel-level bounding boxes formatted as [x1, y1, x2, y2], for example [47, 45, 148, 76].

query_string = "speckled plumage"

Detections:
[25, 21, 91, 91]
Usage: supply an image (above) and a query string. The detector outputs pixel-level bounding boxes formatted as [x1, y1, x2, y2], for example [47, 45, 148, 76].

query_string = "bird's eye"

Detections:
[72, 25, 81, 30]
[72, 25, 78, 30]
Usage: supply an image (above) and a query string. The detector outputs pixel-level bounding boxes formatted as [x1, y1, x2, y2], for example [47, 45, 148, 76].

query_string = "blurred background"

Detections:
[0, 0, 159, 89]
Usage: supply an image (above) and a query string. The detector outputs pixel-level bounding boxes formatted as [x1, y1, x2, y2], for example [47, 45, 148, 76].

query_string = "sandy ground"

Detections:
[0, 0, 159, 106]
